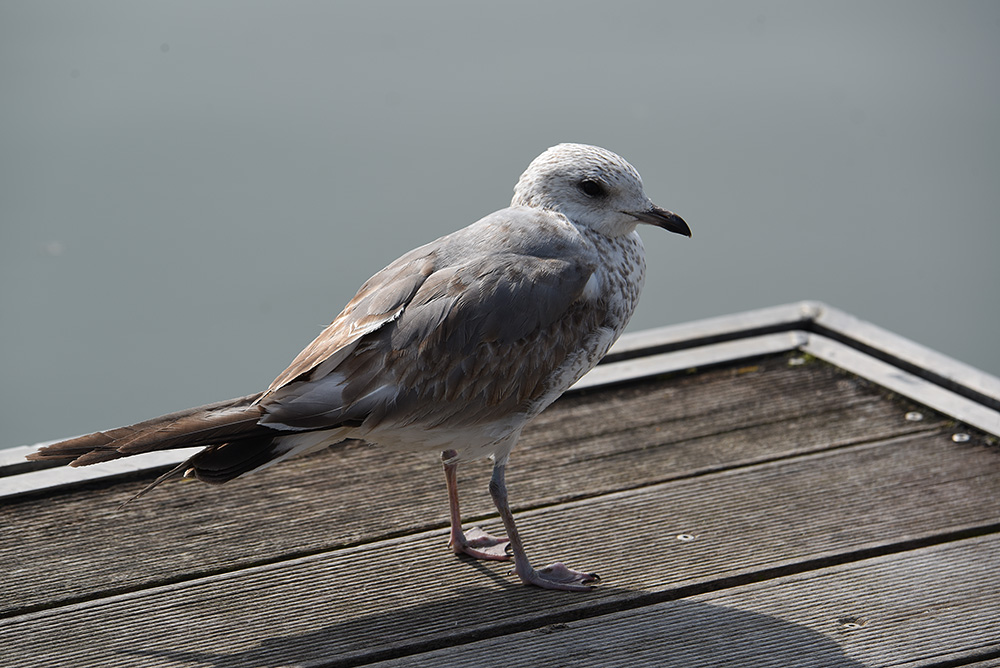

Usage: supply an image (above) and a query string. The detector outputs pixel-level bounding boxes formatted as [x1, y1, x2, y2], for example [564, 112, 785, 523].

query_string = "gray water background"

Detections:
[2, 1, 998, 449]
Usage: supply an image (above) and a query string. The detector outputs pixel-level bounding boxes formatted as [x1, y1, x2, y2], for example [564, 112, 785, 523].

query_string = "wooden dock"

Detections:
[2, 302, 998, 667]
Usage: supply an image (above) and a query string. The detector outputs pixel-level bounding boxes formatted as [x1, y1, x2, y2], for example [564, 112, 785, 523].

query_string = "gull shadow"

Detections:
[119, 583, 870, 668]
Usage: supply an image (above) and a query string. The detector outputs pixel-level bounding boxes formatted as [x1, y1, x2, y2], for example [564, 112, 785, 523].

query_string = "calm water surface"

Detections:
[2, 1, 998, 448]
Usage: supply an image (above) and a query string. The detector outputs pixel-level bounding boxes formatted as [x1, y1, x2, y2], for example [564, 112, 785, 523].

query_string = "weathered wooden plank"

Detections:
[804, 334, 1000, 436]
[1, 356, 943, 616]
[369, 535, 1000, 668]
[1, 431, 996, 668]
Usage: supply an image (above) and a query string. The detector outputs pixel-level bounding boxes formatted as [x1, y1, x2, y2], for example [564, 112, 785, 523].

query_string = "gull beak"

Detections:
[631, 206, 691, 237]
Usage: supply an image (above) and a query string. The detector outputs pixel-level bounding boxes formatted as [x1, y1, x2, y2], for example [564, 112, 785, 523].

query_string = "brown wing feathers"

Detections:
[27, 393, 268, 467]
[26, 212, 600, 498]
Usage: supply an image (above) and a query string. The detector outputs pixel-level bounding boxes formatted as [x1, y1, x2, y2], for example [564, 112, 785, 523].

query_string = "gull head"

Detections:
[512, 143, 690, 239]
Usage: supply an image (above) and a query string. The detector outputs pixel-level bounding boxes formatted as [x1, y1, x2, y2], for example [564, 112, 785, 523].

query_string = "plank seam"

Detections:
[917, 647, 1000, 668]
[0, 427, 975, 623]
[314, 524, 1000, 668]
[575, 408, 942, 467]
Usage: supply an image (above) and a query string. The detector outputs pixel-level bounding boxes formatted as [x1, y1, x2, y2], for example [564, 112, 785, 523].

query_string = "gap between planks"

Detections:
[2, 430, 998, 667]
[366, 534, 1000, 668]
[4, 356, 945, 616]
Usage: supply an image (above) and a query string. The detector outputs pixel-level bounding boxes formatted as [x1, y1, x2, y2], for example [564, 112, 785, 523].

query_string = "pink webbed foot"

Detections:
[515, 561, 601, 592]
[450, 526, 511, 561]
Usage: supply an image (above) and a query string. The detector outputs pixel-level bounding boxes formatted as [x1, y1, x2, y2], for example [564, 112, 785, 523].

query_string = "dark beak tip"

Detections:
[633, 207, 691, 237]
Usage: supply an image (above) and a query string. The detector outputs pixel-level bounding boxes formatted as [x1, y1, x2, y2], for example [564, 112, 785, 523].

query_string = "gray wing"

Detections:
[259, 210, 604, 432]
[263, 246, 437, 394]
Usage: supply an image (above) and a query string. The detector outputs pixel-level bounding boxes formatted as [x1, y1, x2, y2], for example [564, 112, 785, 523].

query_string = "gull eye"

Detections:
[577, 179, 608, 199]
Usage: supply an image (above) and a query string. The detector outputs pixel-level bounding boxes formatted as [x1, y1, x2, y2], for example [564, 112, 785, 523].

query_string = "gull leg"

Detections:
[442, 450, 510, 560]
[488, 459, 599, 592]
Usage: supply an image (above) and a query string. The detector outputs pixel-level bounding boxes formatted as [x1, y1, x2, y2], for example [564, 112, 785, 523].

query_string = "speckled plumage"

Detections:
[30, 143, 690, 591]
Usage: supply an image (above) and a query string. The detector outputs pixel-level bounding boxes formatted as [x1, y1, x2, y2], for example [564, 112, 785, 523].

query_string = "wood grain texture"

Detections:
[2, 354, 996, 668]
[1, 356, 943, 616]
[369, 536, 1000, 668]
[1, 423, 996, 666]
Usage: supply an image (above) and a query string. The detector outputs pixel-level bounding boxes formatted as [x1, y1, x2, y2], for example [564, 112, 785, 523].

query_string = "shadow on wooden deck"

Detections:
[1, 302, 998, 667]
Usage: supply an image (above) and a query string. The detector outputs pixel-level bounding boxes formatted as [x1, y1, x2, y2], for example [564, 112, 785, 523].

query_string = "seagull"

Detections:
[29, 143, 690, 591]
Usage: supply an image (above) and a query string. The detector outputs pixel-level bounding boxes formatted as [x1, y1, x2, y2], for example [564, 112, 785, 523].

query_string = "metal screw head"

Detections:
[905, 412, 923, 422]
[952, 433, 970, 443]
[676, 534, 695, 542]
[788, 357, 806, 366]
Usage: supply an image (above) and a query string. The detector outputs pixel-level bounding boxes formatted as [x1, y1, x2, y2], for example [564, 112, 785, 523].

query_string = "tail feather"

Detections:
[119, 435, 288, 508]
[183, 436, 291, 484]
[28, 391, 346, 506]
[28, 393, 268, 467]
[113, 397, 268, 455]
